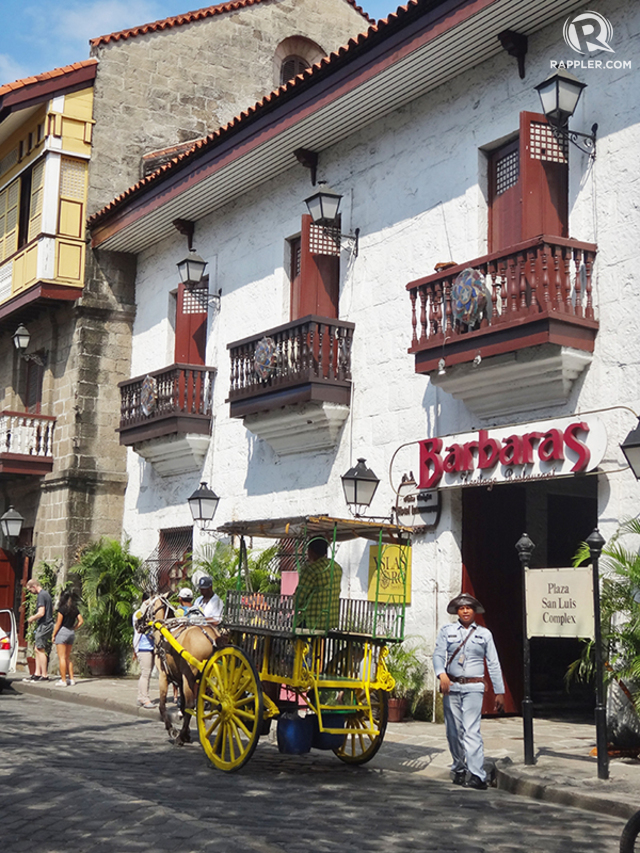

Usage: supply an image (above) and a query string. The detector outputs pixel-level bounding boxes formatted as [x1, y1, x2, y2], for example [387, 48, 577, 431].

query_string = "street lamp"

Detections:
[13, 324, 31, 353]
[177, 249, 207, 288]
[187, 482, 220, 529]
[0, 506, 24, 540]
[304, 182, 342, 226]
[341, 458, 380, 512]
[534, 69, 597, 158]
[620, 419, 640, 480]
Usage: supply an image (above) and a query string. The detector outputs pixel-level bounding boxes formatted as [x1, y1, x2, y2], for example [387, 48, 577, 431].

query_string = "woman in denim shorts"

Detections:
[52, 592, 83, 686]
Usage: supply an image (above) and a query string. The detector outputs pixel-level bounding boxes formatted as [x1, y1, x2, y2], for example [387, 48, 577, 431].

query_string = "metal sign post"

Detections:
[587, 528, 609, 781]
[516, 533, 536, 765]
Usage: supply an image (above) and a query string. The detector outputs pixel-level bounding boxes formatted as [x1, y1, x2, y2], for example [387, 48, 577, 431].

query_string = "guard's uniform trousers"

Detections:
[432, 621, 505, 782]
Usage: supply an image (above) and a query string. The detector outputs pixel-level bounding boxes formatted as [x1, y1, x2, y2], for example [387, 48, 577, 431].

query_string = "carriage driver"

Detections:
[294, 537, 342, 631]
[194, 576, 224, 625]
[432, 593, 505, 790]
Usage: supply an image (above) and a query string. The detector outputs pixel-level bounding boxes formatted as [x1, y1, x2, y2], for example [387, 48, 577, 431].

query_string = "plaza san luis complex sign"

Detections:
[418, 415, 607, 490]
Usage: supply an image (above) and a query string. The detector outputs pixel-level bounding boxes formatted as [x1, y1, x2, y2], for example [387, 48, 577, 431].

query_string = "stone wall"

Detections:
[87, 0, 368, 214]
[35, 250, 136, 576]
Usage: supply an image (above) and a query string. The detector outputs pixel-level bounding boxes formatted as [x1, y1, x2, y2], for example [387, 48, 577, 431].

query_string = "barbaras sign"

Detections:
[419, 415, 607, 490]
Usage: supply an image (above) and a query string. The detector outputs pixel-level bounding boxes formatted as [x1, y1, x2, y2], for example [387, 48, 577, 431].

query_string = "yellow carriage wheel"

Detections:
[196, 646, 264, 772]
[334, 688, 389, 765]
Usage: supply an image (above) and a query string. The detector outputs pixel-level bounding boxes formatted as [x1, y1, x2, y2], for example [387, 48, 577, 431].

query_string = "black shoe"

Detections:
[453, 771, 466, 785]
[464, 774, 488, 790]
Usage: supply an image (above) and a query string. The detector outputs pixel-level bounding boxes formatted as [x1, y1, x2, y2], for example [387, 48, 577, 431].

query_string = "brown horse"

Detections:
[135, 595, 221, 745]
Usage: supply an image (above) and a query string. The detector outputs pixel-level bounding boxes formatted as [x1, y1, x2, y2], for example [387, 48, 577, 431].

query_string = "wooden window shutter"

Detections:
[58, 157, 87, 239]
[488, 112, 568, 252]
[281, 55, 309, 85]
[25, 359, 44, 414]
[488, 138, 521, 253]
[520, 110, 568, 240]
[0, 179, 19, 262]
[27, 159, 45, 243]
[174, 280, 207, 365]
[290, 214, 340, 321]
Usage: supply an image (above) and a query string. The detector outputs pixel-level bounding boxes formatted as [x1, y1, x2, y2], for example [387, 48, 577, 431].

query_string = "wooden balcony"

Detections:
[118, 364, 215, 474]
[0, 411, 55, 477]
[227, 316, 354, 454]
[228, 315, 354, 418]
[406, 236, 599, 417]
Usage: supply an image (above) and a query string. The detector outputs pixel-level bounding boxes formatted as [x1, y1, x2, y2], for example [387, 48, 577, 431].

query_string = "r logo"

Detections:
[563, 11, 614, 54]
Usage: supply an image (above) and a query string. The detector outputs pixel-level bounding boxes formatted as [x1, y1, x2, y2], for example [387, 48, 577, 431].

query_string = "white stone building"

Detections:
[90, 0, 640, 716]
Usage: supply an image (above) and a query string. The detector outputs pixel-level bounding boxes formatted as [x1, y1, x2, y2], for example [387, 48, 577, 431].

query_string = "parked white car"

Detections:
[0, 609, 17, 690]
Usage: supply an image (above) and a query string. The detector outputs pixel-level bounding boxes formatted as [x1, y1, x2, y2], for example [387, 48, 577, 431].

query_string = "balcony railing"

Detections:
[118, 364, 215, 446]
[407, 236, 598, 372]
[227, 315, 354, 418]
[0, 411, 55, 476]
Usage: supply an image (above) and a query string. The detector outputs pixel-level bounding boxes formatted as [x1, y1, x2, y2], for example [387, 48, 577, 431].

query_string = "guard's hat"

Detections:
[447, 593, 485, 614]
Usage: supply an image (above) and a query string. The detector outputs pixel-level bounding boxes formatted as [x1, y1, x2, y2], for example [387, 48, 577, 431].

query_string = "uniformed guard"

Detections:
[432, 593, 505, 790]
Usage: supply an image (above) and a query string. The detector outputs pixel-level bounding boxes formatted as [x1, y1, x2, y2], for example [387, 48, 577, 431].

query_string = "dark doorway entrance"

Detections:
[462, 476, 597, 719]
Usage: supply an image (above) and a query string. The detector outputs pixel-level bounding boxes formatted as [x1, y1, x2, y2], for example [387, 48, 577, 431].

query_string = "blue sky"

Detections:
[0, 0, 400, 84]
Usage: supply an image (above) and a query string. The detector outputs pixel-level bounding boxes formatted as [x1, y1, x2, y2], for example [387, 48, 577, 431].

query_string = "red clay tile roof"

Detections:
[90, 0, 372, 47]
[0, 59, 97, 99]
[89, 1, 422, 228]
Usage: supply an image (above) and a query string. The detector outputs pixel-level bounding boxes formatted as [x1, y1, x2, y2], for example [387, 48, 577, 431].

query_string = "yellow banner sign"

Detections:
[368, 544, 411, 604]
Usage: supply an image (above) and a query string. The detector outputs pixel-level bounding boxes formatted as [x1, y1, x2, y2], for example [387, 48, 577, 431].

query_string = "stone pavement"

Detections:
[7, 674, 640, 821]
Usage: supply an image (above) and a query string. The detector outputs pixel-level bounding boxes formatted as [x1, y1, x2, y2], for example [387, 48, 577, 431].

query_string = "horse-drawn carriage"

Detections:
[141, 515, 411, 772]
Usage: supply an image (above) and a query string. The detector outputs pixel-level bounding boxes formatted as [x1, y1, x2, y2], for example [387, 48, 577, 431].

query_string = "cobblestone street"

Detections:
[0, 691, 626, 853]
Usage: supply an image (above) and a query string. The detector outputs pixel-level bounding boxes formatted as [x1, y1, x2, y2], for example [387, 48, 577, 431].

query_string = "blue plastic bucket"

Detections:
[276, 715, 313, 754]
[310, 713, 346, 750]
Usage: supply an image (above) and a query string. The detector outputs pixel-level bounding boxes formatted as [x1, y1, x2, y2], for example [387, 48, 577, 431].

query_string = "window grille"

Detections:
[309, 222, 340, 257]
[495, 148, 519, 195]
[0, 148, 18, 178]
[529, 122, 568, 163]
[182, 283, 208, 314]
[143, 527, 193, 593]
[60, 157, 87, 198]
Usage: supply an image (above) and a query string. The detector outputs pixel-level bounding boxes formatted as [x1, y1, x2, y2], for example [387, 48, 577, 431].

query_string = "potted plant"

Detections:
[385, 640, 426, 722]
[74, 538, 144, 676]
[568, 518, 640, 749]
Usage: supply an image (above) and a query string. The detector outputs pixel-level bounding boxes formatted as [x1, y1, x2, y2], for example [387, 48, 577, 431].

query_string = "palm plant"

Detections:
[568, 518, 640, 714]
[74, 539, 144, 654]
[385, 639, 427, 714]
[190, 541, 279, 597]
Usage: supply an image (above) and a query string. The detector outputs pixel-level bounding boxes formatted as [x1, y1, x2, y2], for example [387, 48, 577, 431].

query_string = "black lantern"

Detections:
[177, 249, 207, 287]
[621, 420, 640, 480]
[188, 482, 220, 527]
[304, 182, 342, 226]
[535, 69, 587, 127]
[341, 458, 380, 509]
[0, 506, 24, 539]
[13, 324, 30, 353]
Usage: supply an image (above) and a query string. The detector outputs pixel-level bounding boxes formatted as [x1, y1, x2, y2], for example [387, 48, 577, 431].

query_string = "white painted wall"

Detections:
[123, 0, 640, 658]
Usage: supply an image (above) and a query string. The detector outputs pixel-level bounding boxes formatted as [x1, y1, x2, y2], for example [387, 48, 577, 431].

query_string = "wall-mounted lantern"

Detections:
[187, 481, 220, 530]
[535, 69, 597, 158]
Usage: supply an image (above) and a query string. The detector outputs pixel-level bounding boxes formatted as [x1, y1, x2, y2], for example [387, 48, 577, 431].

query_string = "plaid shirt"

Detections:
[294, 556, 342, 632]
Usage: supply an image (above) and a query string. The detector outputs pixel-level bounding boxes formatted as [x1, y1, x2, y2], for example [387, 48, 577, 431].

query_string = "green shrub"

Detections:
[74, 538, 144, 654]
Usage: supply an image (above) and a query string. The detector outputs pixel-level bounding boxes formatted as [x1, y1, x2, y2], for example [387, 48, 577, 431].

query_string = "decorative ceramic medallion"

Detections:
[451, 268, 488, 326]
[254, 337, 277, 381]
[140, 374, 157, 416]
